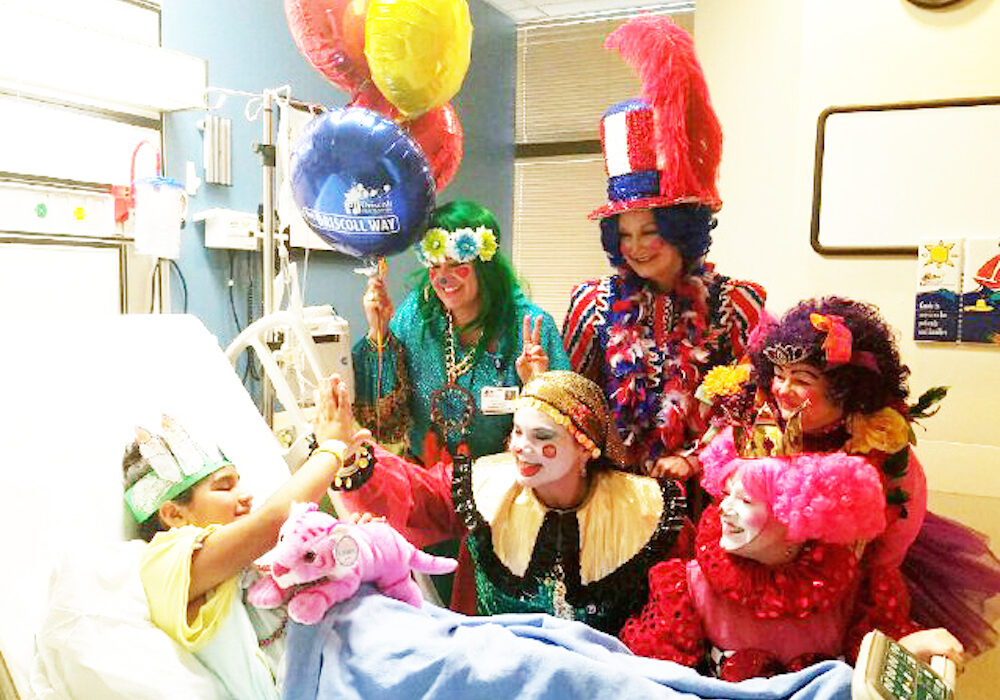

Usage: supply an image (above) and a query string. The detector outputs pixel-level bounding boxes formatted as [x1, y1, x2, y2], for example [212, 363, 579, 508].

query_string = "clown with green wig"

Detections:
[354, 200, 570, 465]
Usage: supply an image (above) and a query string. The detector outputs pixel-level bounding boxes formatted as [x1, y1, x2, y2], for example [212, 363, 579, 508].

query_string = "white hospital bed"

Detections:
[0, 314, 292, 699]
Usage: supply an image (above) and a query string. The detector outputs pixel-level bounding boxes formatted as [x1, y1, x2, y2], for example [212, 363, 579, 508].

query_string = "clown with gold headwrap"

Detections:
[330, 370, 691, 633]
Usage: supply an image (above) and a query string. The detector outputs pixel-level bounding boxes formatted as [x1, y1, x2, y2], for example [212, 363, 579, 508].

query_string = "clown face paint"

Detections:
[770, 362, 844, 433]
[509, 405, 589, 492]
[718, 471, 790, 563]
[429, 261, 479, 321]
[617, 209, 683, 291]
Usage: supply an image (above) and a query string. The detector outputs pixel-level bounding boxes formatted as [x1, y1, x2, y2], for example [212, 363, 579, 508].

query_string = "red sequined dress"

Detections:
[618, 505, 917, 681]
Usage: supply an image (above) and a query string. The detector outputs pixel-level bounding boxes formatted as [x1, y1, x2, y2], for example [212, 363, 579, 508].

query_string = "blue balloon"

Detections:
[290, 107, 435, 258]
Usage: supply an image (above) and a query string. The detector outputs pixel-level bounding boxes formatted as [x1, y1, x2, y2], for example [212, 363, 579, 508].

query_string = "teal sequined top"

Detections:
[353, 289, 570, 460]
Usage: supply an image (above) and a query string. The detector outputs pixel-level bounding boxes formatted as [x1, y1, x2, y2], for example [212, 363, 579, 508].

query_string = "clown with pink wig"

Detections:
[618, 407, 923, 680]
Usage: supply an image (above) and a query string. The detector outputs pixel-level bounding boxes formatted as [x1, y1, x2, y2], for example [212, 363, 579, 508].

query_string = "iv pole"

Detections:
[257, 90, 277, 427]
[208, 84, 327, 428]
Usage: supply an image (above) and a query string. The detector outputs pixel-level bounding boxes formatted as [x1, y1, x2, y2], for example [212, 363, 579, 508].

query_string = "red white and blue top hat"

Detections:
[589, 15, 723, 220]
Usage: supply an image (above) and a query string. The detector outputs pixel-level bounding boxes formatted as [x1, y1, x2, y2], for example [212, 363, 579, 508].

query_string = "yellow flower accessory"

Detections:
[844, 407, 912, 455]
[699, 363, 752, 400]
[419, 227, 449, 262]
[477, 227, 498, 261]
[417, 225, 498, 266]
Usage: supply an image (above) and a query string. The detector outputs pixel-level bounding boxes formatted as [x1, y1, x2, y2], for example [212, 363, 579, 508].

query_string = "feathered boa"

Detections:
[603, 273, 712, 467]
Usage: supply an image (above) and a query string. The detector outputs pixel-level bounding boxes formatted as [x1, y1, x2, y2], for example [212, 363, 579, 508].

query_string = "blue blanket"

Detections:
[282, 586, 851, 700]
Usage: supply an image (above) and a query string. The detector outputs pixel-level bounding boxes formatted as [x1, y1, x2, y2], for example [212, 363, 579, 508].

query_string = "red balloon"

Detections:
[284, 0, 370, 93]
[349, 82, 399, 120]
[408, 102, 464, 192]
[341, 0, 369, 83]
[351, 87, 463, 192]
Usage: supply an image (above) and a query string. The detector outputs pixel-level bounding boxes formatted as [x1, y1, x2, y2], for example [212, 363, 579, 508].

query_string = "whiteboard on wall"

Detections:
[0, 241, 123, 314]
[811, 98, 1000, 255]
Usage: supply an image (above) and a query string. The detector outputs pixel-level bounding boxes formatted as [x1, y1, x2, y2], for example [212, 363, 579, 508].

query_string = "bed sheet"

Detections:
[284, 586, 853, 700]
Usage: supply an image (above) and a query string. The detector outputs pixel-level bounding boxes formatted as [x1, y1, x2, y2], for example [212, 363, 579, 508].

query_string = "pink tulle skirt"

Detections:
[902, 511, 1000, 657]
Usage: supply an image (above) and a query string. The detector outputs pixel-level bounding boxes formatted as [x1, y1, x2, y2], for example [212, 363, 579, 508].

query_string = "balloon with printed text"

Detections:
[290, 108, 435, 259]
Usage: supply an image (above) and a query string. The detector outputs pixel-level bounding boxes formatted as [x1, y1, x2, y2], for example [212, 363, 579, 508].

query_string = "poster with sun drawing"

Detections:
[915, 239, 962, 342]
[960, 237, 1000, 344]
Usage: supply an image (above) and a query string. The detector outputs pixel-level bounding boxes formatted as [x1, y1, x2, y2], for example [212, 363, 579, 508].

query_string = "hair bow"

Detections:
[808, 313, 853, 366]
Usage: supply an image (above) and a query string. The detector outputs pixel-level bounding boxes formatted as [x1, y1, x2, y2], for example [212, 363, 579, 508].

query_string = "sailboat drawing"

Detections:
[961, 240, 1000, 343]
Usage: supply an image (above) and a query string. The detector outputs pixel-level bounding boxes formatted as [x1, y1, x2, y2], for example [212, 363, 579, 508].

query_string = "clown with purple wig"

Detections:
[619, 296, 1000, 679]
[752, 297, 1000, 661]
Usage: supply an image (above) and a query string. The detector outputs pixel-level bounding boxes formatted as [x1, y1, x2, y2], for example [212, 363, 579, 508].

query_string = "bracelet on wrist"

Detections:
[331, 441, 376, 491]
[311, 439, 347, 467]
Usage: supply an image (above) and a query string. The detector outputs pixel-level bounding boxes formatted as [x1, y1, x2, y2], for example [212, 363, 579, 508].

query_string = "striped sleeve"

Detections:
[562, 279, 606, 382]
[722, 279, 766, 358]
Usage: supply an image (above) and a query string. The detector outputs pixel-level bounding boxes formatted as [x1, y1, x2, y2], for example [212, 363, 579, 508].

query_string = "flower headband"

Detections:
[416, 225, 498, 267]
[762, 313, 879, 373]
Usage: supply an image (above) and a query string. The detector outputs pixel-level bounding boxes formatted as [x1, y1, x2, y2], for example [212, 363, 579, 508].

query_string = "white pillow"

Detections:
[30, 540, 228, 700]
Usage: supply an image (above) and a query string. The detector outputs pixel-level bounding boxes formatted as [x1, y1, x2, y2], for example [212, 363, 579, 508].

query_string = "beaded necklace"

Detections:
[604, 273, 712, 468]
[428, 311, 481, 454]
[445, 311, 479, 382]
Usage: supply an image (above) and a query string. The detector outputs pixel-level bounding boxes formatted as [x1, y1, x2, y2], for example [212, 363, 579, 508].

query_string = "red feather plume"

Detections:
[605, 15, 723, 208]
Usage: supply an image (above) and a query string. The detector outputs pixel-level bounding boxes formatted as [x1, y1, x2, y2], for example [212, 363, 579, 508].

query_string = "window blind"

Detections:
[512, 154, 611, 327]
[515, 7, 694, 144]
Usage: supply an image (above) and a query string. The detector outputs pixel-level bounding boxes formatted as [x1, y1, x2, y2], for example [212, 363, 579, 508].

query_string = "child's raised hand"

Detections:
[515, 315, 549, 384]
[313, 374, 354, 443]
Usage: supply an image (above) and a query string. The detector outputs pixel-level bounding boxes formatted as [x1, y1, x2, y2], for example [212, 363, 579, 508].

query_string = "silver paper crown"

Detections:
[125, 415, 230, 523]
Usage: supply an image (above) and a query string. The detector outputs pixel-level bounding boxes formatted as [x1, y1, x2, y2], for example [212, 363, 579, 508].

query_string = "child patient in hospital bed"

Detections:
[30, 370, 860, 700]
[121, 376, 363, 700]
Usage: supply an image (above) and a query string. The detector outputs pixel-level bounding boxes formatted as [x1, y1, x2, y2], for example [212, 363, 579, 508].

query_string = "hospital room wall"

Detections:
[160, 0, 515, 348]
[696, 0, 1000, 691]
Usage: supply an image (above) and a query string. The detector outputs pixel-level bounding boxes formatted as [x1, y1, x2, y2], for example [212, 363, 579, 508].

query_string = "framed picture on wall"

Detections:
[810, 96, 1000, 256]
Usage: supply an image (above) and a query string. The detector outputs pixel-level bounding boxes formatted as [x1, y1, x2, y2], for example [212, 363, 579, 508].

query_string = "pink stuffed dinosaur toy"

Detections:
[248, 502, 458, 624]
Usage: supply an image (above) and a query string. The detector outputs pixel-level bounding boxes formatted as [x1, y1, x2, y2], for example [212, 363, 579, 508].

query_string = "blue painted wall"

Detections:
[161, 0, 515, 355]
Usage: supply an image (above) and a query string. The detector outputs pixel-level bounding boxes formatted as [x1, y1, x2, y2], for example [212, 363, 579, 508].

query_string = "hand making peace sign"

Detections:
[515, 315, 549, 384]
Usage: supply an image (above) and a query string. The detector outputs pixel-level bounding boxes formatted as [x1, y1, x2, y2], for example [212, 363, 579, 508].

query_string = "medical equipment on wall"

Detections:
[114, 140, 188, 260]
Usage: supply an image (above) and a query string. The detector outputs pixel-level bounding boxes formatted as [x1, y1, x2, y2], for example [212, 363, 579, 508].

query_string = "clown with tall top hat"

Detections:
[562, 15, 765, 488]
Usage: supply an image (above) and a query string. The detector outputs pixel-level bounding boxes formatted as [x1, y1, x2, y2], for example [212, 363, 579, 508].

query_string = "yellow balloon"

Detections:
[364, 0, 472, 118]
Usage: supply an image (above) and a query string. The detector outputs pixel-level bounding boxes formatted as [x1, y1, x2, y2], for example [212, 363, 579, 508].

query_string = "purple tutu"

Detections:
[901, 511, 1000, 657]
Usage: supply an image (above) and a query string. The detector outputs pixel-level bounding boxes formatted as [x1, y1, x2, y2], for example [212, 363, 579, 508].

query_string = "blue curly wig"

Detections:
[599, 204, 715, 273]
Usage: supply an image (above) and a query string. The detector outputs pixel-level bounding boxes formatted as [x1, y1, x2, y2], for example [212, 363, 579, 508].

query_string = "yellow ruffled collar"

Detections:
[470, 453, 665, 584]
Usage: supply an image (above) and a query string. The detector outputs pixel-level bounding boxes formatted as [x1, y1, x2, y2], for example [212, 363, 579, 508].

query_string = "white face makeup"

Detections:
[508, 405, 588, 491]
[718, 472, 770, 553]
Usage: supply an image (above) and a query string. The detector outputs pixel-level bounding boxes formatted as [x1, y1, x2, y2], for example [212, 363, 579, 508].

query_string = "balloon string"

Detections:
[374, 256, 387, 443]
